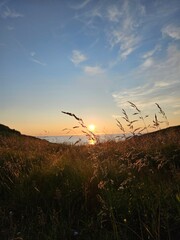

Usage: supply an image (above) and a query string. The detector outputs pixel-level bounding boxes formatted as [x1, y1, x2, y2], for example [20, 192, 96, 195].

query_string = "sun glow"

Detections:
[88, 124, 96, 132]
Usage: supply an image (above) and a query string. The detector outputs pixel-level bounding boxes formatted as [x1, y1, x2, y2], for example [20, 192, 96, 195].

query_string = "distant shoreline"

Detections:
[37, 133, 124, 144]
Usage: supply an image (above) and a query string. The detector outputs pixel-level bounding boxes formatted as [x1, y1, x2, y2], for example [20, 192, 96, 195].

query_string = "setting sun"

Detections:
[88, 124, 96, 132]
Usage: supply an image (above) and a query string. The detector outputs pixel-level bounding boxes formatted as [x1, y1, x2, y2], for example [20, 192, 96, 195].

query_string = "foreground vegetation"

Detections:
[0, 125, 180, 240]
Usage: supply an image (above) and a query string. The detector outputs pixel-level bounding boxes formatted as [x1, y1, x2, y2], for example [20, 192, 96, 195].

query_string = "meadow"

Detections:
[0, 125, 180, 240]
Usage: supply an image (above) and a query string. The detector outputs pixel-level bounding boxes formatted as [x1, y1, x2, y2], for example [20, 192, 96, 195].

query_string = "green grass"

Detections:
[0, 127, 180, 240]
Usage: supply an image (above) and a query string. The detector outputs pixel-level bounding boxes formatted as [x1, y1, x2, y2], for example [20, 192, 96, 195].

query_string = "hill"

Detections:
[130, 125, 180, 144]
[0, 123, 21, 136]
[0, 124, 48, 143]
[0, 124, 180, 239]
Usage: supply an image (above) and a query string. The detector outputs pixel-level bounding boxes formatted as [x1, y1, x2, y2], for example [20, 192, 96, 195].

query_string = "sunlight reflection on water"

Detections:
[88, 138, 96, 145]
[38, 134, 123, 145]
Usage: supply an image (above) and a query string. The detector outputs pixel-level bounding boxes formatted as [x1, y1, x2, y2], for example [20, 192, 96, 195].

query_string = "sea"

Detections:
[38, 134, 123, 145]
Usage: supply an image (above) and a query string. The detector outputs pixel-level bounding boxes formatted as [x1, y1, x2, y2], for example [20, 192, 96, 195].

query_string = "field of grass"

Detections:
[0, 125, 180, 240]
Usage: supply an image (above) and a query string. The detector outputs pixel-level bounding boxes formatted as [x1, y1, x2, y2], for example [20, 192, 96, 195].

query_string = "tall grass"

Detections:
[62, 102, 168, 142]
[0, 103, 179, 240]
[62, 111, 99, 144]
[115, 102, 169, 140]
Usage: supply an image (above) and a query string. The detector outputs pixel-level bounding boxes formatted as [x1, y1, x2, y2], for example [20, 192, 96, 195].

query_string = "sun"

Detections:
[88, 124, 96, 132]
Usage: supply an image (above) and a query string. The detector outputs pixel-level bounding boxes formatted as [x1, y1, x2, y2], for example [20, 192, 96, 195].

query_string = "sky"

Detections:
[0, 0, 180, 136]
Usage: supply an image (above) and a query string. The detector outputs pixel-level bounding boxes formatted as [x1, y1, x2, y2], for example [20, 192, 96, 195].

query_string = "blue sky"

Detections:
[0, 0, 180, 136]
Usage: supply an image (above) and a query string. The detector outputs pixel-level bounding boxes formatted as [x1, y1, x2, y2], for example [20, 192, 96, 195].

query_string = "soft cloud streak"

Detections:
[109, 30, 140, 60]
[106, 1, 145, 60]
[84, 65, 105, 75]
[162, 24, 180, 40]
[30, 52, 46, 66]
[31, 58, 47, 66]
[141, 58, 154, 68]
[70, 0, 91, 10]
[113, 44, 180, 115]
[71, 50, 87, 65]
[142, 45, 161, 59]
[1, 6, 23, 18]
[107, 5, 121, 22]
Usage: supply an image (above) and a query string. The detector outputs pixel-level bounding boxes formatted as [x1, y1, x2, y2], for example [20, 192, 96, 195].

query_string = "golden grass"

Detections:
[0, 125, 180, 239]
[0, 102, 179, 239]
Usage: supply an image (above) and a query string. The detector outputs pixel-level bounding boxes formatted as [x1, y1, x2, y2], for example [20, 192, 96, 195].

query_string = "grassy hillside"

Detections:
[0, 124, 21, 136]
[0, 126, 180, 240]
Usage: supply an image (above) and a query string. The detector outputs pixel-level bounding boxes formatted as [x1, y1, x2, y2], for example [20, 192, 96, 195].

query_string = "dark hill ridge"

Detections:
[0, 124, 46, 142]
[0, 124, 21, 136]
[132, 125, 180, 141]
[0, 123, 179, 144]
[124, 125, 179, 148]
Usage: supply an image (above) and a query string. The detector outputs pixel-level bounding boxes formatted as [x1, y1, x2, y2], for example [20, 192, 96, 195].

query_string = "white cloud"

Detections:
[120, 34, 140, 59]
[141, 57, 154, 68]
[84, 65, 105, 75]
[162, 24, 180, 40]
[70, 0, 90, 10]
[154, 81, 173, 88]
[30, 52, 36, 57]
[109, 30, 140, 60]
[30, 52, 46, 66]
[107, 5, 121, 22]
[71, 50, 87, 65]
[31, 58, 47, 66]
[1, 6, 23, 18]
[106, 1, 145, 60]
[142, 45, 161, 59]
[138, 4, 146, 16]
[120, 47, 134, 60]
[112, 82, 180, 111]
[73, 5, 102, 32]
[112, 44, 180, 114]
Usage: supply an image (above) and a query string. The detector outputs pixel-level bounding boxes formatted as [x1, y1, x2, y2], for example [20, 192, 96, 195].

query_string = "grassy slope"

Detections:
[0, 126, 180, 240]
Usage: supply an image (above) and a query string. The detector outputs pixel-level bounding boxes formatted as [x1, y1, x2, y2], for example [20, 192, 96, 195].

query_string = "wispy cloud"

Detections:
[31, 58, 47, 67]
[84, 65, 105, 75]
[141, 57, 154, 69]
[70, 0, 91, 10]
[112, 44, 180, 114]
[72, 4, 102, 33]
[30, 52, 46, 66]
[142, 45, 161, 59]
[108, 30, 140, 60]
[71, 50, 87, 65]
[31, 58, 46, 66]
[107, 5, 121, 22]
[71, 0, 144, 62]
[106, 1, 145, 60]
[112, 81, 180, 114]
[30, 52, 36, 57]
[0, 0, 9, 9]
[1, 6, 23, 18]
[162, 24, 180, 40]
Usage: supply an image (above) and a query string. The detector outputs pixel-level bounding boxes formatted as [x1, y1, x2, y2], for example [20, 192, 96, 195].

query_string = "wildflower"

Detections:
[98, 180, 106, 189]
[118, 186, 124, 190]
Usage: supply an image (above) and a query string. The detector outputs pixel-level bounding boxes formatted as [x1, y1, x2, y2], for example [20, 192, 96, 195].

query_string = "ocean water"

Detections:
[38, 134, 122, 145]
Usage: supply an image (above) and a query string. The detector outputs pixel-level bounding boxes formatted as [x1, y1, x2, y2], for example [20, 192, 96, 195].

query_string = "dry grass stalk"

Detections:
[155, 103, 169, 126]
[128, 101, 149, 133]
[116, 102, 169, 139]
[61, 111, 98, 144]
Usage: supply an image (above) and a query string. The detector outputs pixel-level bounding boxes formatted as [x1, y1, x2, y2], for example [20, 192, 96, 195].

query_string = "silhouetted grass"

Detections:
[0, 103, 179, 240]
